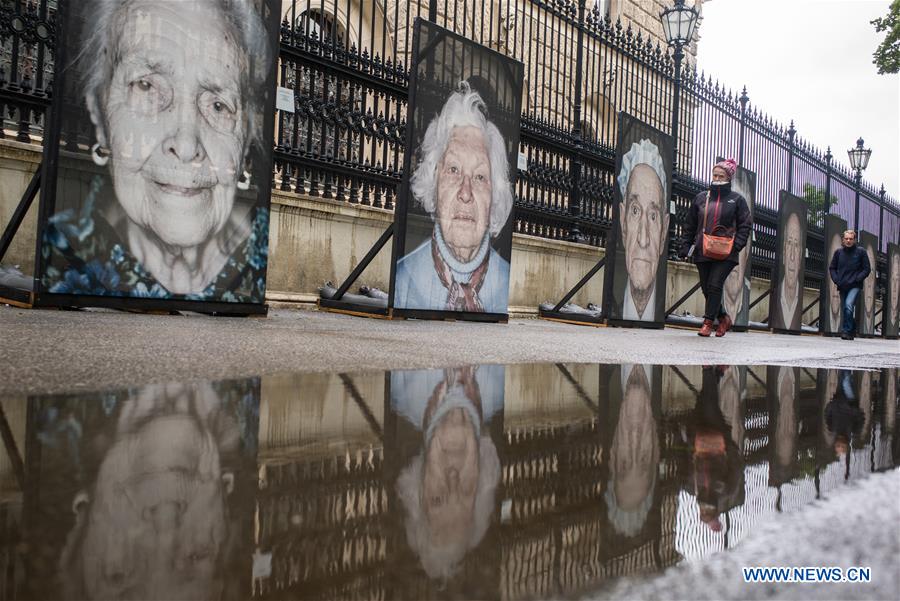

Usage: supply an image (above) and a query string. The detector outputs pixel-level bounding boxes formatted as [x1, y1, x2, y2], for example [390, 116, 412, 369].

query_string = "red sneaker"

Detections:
[715, 314, 733, 337]
[698, 318, 714, 337]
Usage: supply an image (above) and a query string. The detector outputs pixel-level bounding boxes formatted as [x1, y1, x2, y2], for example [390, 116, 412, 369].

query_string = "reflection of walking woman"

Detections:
[679, 159, 753, 337]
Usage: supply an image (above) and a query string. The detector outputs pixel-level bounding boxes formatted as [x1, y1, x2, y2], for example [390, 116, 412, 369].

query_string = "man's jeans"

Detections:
[839, 287, 861, 335]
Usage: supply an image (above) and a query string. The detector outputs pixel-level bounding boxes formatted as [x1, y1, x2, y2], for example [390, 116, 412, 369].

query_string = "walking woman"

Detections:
[679, 159, 753, 337]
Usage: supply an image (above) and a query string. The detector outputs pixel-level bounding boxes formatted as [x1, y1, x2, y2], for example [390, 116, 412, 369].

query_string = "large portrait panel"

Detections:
[35, 0, 280, 313]
[723, 165, 756, 328]
[390, 19, 524, 319]
[885, 243, 900, 339]
[819, 214, 848, 335]
[770, 191, 808, 332]
[856, 230, 878, 336]
[602, 113, 674, 327]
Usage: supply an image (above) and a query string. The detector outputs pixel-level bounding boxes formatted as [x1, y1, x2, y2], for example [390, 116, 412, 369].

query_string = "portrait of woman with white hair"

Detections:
[604, 115, 674, 326]
[391, 365, 503, 581]
[39, 0, 277, 305]
[23, 378, 259, 600]
[393, 81, 515, 314]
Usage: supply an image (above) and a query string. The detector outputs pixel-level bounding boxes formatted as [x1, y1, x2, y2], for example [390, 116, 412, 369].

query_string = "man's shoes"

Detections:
[841, 333, 855, 340]
[698, 319, 714, 337]
[715, 314, 733, 337]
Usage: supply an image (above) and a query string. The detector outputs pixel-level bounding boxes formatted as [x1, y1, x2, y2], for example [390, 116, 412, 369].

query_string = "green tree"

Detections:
[802, 183, 838, 228]
[872, 0, 900, 74]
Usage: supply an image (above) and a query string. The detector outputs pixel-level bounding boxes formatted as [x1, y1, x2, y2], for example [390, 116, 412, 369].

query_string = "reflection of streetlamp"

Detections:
[847, 137, 872, 230]
[660, 0, 700, 166]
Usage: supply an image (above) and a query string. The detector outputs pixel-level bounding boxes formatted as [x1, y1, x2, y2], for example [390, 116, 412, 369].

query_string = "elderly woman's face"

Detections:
[783, 213, 802, 290]
[99, 1, 245, 248]
[436, 126, 492, 261]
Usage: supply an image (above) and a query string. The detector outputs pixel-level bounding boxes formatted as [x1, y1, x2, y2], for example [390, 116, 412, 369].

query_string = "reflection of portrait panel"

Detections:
[599, 364, 662, 544]
[36, 0, 280, 310]
[603, 113, 674, 327]
[820, 215, 848, 334]
[23, 378, 260, 601]
[856, 231, 878, 336]
[723, 166, 756, 327]
[389, 365, 504, 586]
[767, 365, 799, 486]
[391, 20, 524, 317]
[885, 244, 900, 338]
[816, 368, 841, 462]
[770, 192, 808, 332]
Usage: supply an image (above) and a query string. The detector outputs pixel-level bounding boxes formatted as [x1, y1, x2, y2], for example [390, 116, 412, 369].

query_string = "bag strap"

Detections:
[702, 191, 710, 233]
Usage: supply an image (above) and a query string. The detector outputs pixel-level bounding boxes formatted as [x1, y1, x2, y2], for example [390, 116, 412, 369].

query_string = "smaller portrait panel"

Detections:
[770, 191, 808, 332]
[388, 365, 504, 591]
[598, 364, 663, 546]
[856, 230, 878, 336]
[390, 20, 524, 319]
[767, 365, 800, 486]
[820, 215, 848, 335]
[885, 243, 900, 339]
[723, 166, 756, 328]
[602, 113, 674, 327]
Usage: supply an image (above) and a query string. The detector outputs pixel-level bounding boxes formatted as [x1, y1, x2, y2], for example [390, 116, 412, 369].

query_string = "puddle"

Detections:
[0, 364, 896, 600]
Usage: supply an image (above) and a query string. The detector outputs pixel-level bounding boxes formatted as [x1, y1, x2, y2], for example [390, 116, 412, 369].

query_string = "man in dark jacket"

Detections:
[828, 230, 871, 340]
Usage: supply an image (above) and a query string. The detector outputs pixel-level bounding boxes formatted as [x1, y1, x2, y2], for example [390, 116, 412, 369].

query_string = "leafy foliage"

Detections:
[872, 0, 900, 74]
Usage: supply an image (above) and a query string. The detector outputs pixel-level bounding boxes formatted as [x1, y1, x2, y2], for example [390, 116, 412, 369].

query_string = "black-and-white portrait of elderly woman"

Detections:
[41, 0, 273, 303]
[394, 81, 513, 314]
[392, 365, 503, 580]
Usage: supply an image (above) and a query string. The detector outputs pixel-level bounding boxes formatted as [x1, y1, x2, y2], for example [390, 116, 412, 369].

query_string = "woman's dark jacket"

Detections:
[680, 183, 753, 263]
[828, 245, 871, 292]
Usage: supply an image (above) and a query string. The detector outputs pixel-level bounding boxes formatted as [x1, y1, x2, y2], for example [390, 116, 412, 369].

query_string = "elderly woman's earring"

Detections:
[237, 169, 251, 191]
[91, 143, 110, 167]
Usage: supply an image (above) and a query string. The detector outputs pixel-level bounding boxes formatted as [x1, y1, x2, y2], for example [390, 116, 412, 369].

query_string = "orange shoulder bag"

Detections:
[701, 191, 734, 260]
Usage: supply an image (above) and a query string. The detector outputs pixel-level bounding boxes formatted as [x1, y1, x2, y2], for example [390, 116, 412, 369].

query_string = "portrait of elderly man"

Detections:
[614, 139, 670, 322]
[776, 211, 803, 330]
[393, 365, 503, 580]
[889, 249, 900, 334]
[825, 229, 844, 332]
[605, 364, 659, 538]
[861, 241, 877, 334]
[41, 0, 273, 303]
[394, 81, 514, 314]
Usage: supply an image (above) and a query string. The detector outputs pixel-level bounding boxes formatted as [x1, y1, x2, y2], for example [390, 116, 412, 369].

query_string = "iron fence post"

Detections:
[879, 185, 885, 245]
[824, 147, 833, 216]
[670, 44, 684, 168]
[854, 171, 861, 230]
[567, 0, 587, 243]
[786, 120, 796, 194]
[428, 0, 437, 22]
[738, 86, 748, 165]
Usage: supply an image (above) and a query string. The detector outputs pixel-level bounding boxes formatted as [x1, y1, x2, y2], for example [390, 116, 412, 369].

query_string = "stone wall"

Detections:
[0, 139, 841, 323]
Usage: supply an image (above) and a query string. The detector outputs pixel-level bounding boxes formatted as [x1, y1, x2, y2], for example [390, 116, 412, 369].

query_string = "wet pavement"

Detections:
[0, 362, 897, 600]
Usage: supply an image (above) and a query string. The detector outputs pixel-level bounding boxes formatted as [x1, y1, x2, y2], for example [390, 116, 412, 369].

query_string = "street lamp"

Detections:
[660, 0, 699, 258]
[660, 0, 700, 164]
[847, 137, 871, 230]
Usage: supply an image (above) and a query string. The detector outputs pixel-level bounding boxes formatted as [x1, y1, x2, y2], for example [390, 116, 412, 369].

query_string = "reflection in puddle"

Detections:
[0, 365, 896, 600]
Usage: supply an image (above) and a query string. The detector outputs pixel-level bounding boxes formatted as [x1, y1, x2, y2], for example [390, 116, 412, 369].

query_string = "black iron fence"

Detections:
[2, 0, 898, 305]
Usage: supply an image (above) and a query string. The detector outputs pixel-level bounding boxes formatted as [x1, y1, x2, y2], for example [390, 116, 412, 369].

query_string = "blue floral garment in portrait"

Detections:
[41, 177, 268, 303]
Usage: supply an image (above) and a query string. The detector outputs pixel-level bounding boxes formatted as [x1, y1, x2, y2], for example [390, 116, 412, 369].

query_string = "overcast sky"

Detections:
[696, 0, 899, 198]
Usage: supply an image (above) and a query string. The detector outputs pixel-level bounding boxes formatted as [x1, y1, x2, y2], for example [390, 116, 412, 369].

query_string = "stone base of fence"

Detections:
[0, 140, 861, 325]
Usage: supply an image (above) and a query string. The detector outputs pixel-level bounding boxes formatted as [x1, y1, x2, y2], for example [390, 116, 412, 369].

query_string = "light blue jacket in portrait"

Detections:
[393, 236, 510, 314]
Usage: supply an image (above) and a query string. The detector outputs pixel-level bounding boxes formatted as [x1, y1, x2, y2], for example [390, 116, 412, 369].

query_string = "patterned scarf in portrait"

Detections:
[430, 233, 490, 312]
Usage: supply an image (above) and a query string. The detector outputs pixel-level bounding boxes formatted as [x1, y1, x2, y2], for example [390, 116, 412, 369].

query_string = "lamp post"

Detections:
[847, 137, 871, 231]
[660, 0, 700, 167]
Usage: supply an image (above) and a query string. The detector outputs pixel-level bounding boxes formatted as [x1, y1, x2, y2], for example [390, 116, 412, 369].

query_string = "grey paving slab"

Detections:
[1, 305, 898, 395]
